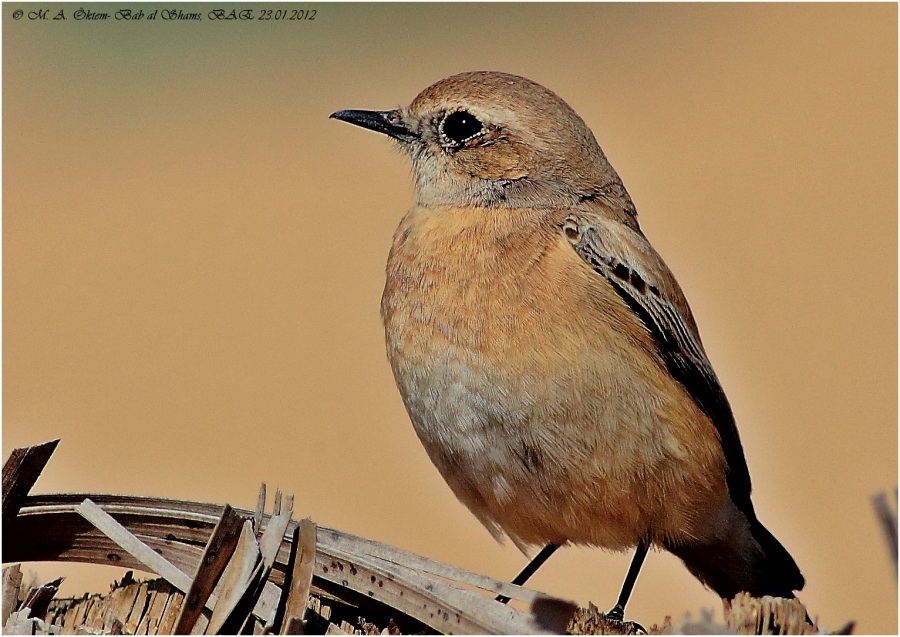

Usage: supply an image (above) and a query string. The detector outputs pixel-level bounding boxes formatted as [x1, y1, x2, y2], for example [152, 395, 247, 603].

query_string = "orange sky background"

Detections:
[3, 3, 897, 633]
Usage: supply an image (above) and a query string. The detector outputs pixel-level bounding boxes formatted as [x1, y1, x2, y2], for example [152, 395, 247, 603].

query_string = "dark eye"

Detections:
[440, 110, 483, 146]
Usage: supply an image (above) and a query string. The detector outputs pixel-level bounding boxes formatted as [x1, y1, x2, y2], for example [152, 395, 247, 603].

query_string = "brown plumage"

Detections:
[331, 71, 804, 603]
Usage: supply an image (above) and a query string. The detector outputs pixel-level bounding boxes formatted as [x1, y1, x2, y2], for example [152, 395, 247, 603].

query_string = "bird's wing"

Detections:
[562, 211, 755, 517]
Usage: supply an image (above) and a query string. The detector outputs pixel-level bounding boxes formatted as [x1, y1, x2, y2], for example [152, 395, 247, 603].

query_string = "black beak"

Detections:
[329, 109, 418, 141]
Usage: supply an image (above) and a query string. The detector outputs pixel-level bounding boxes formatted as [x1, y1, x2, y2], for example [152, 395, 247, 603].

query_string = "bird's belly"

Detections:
[385, 317, 669, 549]
[381, 210, 727, 550]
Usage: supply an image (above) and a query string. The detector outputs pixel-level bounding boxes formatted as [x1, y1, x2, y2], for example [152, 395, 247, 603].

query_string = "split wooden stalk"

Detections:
[210, 489, 295, 634]
[279, 518, 317, 635]
[172, 504, 246, 634]
[1, 565, 23, 626]
[2, 439, 60, 529]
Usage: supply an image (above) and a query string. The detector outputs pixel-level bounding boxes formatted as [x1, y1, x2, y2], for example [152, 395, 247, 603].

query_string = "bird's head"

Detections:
[331, 71, 627, 210]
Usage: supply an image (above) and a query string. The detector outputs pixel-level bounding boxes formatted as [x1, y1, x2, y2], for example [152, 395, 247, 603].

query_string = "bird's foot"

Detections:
[604, 604, 646, 635]
[606, 604, 625, 622]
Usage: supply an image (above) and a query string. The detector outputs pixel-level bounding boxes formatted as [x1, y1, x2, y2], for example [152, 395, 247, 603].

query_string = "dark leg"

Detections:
[606, 540, 649, 621]
[496, 543, 560, 603]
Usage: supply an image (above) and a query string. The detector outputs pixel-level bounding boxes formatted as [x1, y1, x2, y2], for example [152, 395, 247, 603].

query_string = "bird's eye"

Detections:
[440, 110, 484, 146]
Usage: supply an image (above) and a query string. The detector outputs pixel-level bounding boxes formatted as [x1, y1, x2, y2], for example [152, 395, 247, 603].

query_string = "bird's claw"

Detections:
[605, 605, 646, 635]
[606, 604, 624, 622]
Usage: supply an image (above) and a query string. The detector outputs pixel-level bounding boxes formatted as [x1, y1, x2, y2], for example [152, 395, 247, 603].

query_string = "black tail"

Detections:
[747, 518, 805, 596]
[665, 516, 804, 600]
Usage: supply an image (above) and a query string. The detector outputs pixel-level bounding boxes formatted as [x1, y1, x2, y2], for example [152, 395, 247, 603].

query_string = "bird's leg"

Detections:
[606, 540, 649, 621]
[495, 543, 560, 603]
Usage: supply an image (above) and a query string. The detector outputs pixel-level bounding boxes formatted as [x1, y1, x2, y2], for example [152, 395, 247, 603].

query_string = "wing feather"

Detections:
[565, 213, 756, 517]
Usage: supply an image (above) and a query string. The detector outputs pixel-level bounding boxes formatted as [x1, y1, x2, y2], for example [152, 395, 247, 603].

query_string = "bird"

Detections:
[330, 71, 804, 619]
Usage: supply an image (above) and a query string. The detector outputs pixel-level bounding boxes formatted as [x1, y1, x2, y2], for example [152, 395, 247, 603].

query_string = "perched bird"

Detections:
[331, 71, 804, 617]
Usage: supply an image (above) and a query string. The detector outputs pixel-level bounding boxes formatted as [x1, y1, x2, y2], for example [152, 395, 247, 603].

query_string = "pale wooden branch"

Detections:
[73, 498, 195, 595]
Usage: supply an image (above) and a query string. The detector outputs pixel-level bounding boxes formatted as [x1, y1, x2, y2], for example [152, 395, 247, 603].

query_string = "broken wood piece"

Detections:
[254, 484, 266, 533]
[21, 576, 63, 620]
[73, 498, 194, 596]
[135, 585, 160, 634]
[205, 519, 261, 634]
[259, 491, 293, 570]
[107, 614, 127, 635]
[104, 577, 135, 631]
[46, 577, 186, 635]
[124, 581, 150, 634]
[3, 607, 50, 635]
[158, 592, 184, 635]
[324, 621, 348, 635]
[239, 490, 294, 633]
[173, 504, 246, 635]
[273, 489, 282, 517]
[2, 439, 60, 529]
[278, 518, 317, 635]
[218, 551, 270, 634]
[2, 564, 23, 626]
[238, 493, 294, 634]
[724, 592, 817, 635]
[139, 582, 177, 635]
